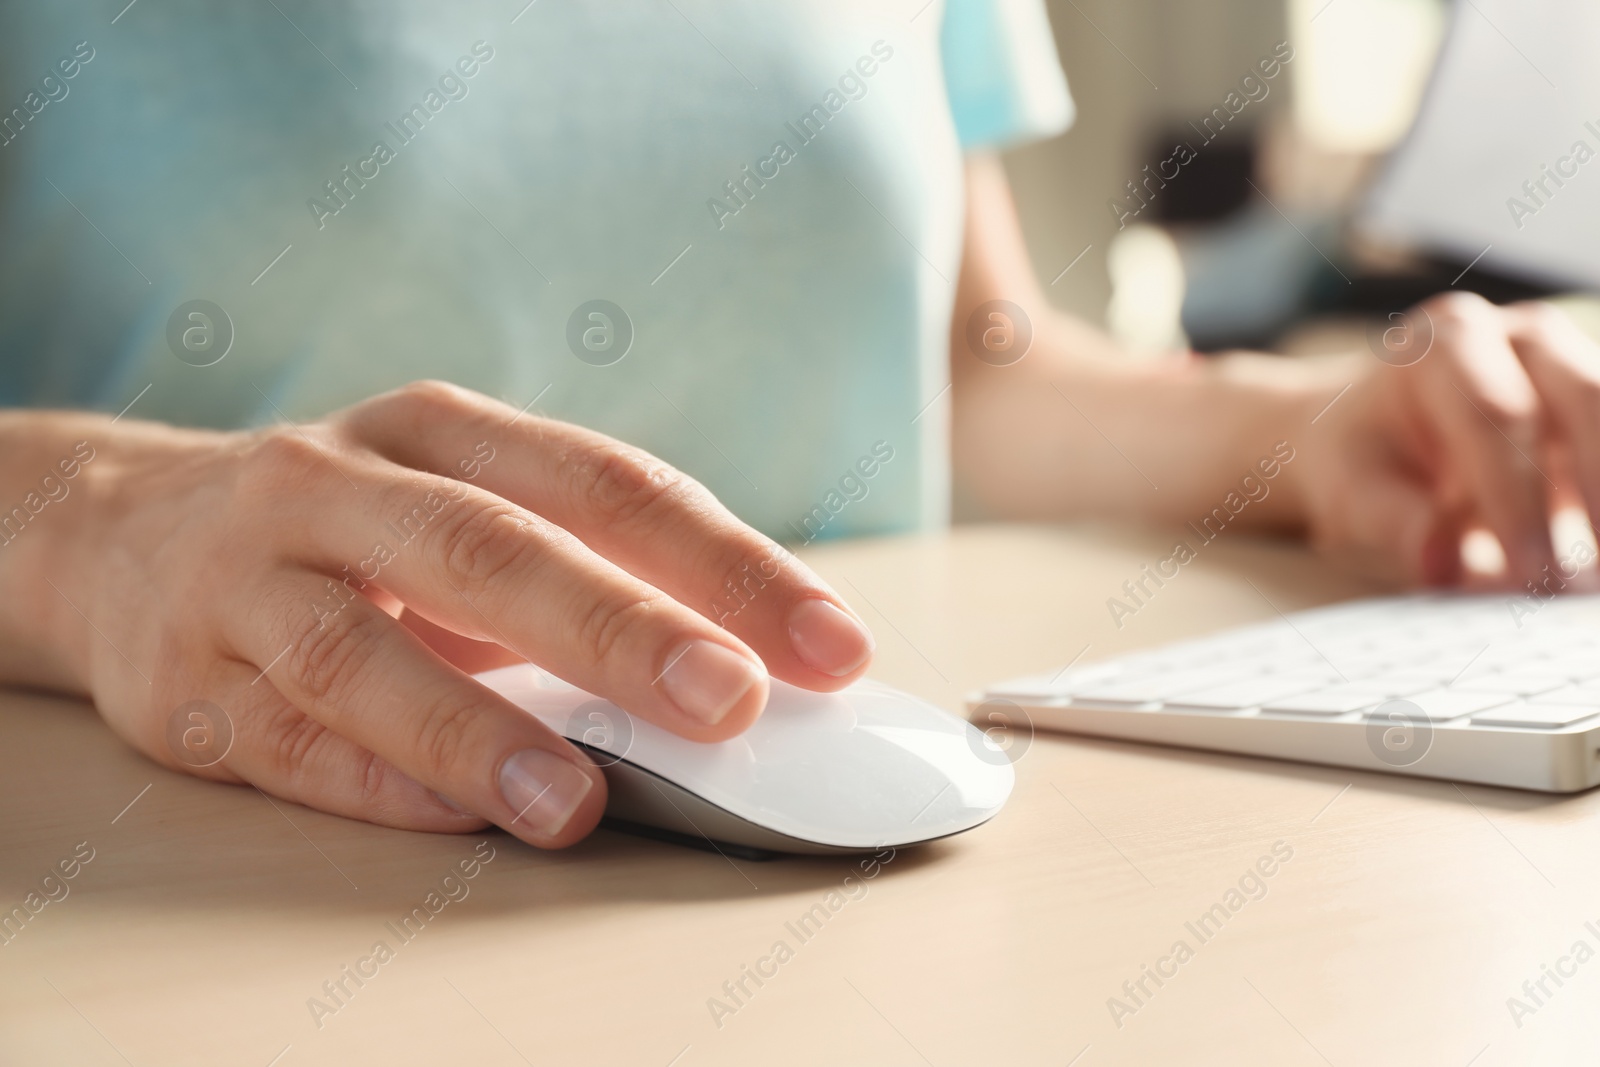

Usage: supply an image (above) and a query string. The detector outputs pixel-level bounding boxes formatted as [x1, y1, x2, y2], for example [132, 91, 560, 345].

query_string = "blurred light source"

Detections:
[1289, 0, 1446, 153]
[1106, 223, 1188, 356]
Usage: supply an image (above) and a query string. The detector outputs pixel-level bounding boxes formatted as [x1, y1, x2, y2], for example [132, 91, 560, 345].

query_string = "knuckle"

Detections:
[575, 591, 664, 668]
[353, 380, 484, 442]
[1421, 290, 1493, 327]
[1512, 303, 1600, 398]
[408, 691, 479, 781]
[356, 748, 396, 806]
[437, 502, 543, 596]
[576, 445, 698, 527]
[256, 701, 334, 778]
[1473, 392, 1538, 440]
[255, 688, 399, 808]
[388, 378, 481, 417]
[284, 598, 383, 707]
[351, 748, 395, 807]
[238, 427, 335, 497]
[1519, 301, 1569, 336]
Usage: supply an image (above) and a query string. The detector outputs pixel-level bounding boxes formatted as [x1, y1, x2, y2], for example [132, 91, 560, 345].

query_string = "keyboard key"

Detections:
[1163, 674, 1335, 712]
[1316, 673, 1434, 697]
[1471, 703, 1600, 729]
[985, 674, 1069, 700]
[1367, 668, 1474, 688]
[1263, 685, 1392, 716]
[1449, 670, 1568, 696]
[1387, 689, 1514, 721]
[1529, 685, 1600, 707]
[986, 664, 1125, 700]
[1070, 666, 1254, 706]
[1258, 655, 1329, 675]
[1540, 656, 1600, 681]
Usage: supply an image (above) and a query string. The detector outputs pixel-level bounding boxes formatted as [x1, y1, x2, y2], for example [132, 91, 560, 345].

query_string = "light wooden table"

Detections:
[4, 524, 1597, 1066]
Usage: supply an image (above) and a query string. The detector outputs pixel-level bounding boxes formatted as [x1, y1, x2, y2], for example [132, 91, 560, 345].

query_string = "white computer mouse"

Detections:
[475, 664, 1015, 857]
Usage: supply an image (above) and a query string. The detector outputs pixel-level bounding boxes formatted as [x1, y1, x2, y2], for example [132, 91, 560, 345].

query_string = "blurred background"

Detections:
[1003, 0, 1598, 358]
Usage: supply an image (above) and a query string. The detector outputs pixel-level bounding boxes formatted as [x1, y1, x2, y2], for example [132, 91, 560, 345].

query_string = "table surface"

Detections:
[4, 523, 1596, 1067]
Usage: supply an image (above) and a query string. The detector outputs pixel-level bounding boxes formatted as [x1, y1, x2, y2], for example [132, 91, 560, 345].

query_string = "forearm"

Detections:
[953, 338, 1355, 529]
[948, 153, 1353, 531]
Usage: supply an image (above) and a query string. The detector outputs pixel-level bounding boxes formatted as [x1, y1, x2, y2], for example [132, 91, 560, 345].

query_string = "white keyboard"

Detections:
[970, 594, 1600, 792]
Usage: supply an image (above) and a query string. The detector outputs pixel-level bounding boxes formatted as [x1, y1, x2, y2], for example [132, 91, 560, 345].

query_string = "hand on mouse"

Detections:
[0, 381, 875, 848]
[1292, 294, 1600, 587]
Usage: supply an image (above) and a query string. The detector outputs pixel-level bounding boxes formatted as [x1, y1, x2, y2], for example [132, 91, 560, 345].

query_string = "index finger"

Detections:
[1413, 296, 1557, 583]
[339, 381, 876, 688]
[1504, 302, 1600, 548]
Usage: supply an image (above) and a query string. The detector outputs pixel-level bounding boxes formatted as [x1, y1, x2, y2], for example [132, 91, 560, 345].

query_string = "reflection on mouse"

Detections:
[475, 664, 1016, 858]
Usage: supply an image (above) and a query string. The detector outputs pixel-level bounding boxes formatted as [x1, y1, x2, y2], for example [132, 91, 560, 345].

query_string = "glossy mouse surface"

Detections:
[475, 664, 1015, 855]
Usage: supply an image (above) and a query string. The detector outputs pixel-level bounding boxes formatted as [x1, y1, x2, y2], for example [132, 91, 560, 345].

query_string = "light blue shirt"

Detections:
[0, 0, 1070, 541]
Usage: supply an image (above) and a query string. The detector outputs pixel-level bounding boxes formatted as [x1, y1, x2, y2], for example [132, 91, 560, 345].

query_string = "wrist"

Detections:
[1248, 353, 1367, 533]
[0, 412, 209, 693]
[1201, 351, 1363, 533]
[0, 412, 107, 689]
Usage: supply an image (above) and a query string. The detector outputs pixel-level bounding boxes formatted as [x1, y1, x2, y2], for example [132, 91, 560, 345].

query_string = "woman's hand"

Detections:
[1294, 293, 1600, 587]
[6, 381, 874, 848]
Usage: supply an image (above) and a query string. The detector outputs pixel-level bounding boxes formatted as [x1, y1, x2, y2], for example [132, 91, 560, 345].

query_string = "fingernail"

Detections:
[497, 749, 594, 837]
[787, 598, 874, 677]
[658, 639, 764, 725]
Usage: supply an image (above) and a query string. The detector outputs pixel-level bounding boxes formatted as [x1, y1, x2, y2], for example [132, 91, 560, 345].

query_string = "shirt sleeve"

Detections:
[941, 0, 1075, 151]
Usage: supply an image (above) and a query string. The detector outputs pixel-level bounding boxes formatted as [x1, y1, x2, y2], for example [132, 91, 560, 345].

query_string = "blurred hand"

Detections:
[1296, 293, 1600, 587]
[35, 381, 874, 848]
